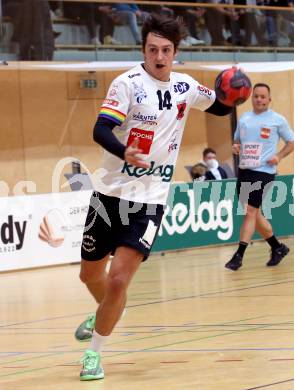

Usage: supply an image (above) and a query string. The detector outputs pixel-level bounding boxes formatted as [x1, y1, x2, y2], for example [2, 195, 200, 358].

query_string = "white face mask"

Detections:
[206, 158, 218, 169]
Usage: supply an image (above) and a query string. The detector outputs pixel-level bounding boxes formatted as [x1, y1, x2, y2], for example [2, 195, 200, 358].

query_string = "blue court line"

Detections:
[103, 347, 294, 353]
[0, 352, 23, 357]
[0, 316, 267, 366]
[0, 311, 94, 329]
[1, 277, 294, 329]
[103, 318, 294, 354]
[3, 322, 294, 330]
[127, 278, 294, 309]
[1, 327, 294, 337]
[2, 346, 294, 356]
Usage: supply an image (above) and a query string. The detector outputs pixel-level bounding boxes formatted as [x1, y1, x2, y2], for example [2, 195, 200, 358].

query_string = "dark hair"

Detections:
[141, 14, 186, 51]
[191, 163, 207, 180]
[253, 83, 271, 94]
[203, 147, 216, 158]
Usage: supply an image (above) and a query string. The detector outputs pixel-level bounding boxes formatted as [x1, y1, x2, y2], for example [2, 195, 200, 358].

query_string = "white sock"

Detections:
[89, 330, 109, 353]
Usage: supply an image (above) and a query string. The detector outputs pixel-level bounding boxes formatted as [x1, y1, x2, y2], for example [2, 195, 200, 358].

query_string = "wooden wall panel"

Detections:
[206, 113, 232, 166]
[202, 70, 233, 166]
[20, 70, 71, 193]
[174, 108, 207, 182]
[67, 71, 105, 100]
[104, 70, 127, 92]
[68, 98, 103, 178]
[0, 70, 25, 195]
[0, 64, 293, 197]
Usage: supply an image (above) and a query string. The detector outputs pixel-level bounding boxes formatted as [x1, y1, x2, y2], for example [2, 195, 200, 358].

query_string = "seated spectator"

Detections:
[203, 147, 228, 180]
[257, 0, 293, 46]
[190, 162, 207, 181]
[139, 1, 174, 17]
[204, 0, 239, 45]
[2, 0, 22, 43]
[233, 0, 266, 46]
[15, 0, 54, 60]
[57, 2, 120, 45]
[112, 3, 149, 44]
[172, 0, 206, 45]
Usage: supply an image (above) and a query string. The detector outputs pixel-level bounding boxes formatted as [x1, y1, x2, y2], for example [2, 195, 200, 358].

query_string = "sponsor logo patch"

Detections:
[102, 99, 119, 107]
[132, 112, 157, 126]
[260, 127, 271, 139]
[128, 72, 141, 79]
[82, 234, 96, 252]
[109, 83, 119, 98]
[176, 101, 187, 120]
[168, 130, 179, 153]
[133, 82, 147, 103]
[174, 82, 190, 94]
[127, 128, 154, 155]
[139, 220, 158, 249]
[197, 84, 213, 99]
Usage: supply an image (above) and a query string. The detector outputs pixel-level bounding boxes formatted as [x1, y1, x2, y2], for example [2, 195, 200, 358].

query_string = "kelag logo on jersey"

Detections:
[121, 161, 174, 182]
[174, 82, 190, 95]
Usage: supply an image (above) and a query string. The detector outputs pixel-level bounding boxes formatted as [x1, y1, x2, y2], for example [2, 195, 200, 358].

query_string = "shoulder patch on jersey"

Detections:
[197, 84, 213, 99]
[132, 81, 147, 103]
[99, 107, 126, 125]
[102, 99, 119, 107]
[173, 82, 190, 95]
[108, 83, 119, 98]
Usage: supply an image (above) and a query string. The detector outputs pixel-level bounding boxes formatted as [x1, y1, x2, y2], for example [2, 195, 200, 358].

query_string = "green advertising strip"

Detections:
[152, 175, 294, 252]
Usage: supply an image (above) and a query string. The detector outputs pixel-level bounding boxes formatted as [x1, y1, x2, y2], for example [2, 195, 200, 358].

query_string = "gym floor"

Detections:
[1, 238, 294, 390]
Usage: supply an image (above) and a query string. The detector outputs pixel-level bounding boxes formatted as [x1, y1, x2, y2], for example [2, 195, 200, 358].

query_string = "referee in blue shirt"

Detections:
[226, 83, 294, 271]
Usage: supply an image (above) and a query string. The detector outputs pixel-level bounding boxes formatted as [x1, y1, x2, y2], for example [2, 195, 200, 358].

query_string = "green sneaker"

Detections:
[80, 350, 104, 381]
[75, 314, 95, 342]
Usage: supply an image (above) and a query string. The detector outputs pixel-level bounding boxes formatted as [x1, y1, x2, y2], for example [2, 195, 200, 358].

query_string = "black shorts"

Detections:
[237, 168, 275, 209]
[81, 192, 165, 261]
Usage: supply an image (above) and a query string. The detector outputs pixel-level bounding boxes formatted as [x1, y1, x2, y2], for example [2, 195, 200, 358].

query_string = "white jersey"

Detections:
[96, 64, 215, 205]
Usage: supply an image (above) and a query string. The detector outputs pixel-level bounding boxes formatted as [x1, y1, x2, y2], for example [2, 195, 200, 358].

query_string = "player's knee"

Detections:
[107, 274, 128, 296]
[246, 205, 259, 218]
[79, 270, 91, 284]
[79, 269, 102, 284]
[264, 225, 273, 236]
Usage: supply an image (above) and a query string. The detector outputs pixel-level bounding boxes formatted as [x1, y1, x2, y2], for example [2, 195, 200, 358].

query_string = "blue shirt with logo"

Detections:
[234, 109, 294, 174]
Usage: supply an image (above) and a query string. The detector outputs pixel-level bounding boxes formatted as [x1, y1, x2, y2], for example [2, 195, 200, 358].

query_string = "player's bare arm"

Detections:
[268, 141, 294, 165]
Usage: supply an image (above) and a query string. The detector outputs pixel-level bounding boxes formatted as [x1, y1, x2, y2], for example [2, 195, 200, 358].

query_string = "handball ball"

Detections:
[215, 67, 252, 107]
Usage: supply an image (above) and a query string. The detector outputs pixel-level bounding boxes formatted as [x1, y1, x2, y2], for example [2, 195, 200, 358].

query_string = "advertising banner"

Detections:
[0, 175, 293, 272]
[0, 191, 91, 271]
[152, 175, 294, 252]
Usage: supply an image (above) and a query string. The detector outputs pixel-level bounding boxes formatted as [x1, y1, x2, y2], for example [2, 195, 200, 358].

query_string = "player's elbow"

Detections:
[93, 123, 100, 144]
[205, 99, 233, 116]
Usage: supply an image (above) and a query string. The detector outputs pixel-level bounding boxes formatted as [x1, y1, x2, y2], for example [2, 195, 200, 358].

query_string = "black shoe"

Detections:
[225, 253, 243, 271]
[266, 243, 290, 267]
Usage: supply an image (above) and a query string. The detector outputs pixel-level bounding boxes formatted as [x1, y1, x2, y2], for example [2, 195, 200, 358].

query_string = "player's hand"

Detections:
[232, 143, 240, 155]
[124, 138, 150, 169]
[267, 154, 280, 165]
